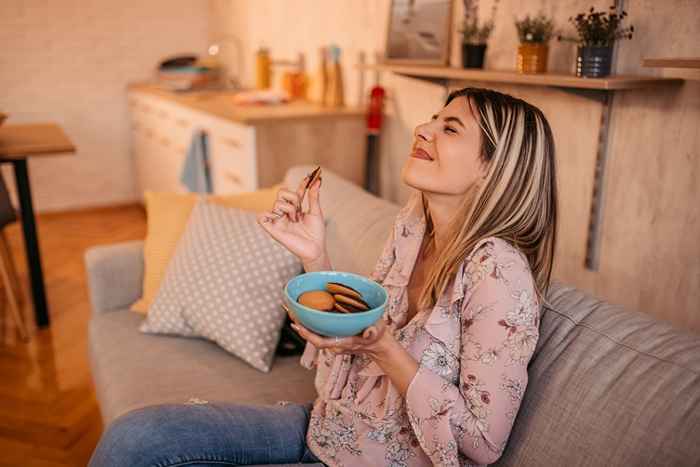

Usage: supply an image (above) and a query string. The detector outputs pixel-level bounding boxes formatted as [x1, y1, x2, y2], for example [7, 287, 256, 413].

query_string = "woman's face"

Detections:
[401, 96, 488, 196]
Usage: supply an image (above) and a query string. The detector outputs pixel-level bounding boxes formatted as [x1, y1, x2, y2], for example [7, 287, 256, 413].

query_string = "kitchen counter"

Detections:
[127, 83, 364, 125]
[127, 82, 367, 195]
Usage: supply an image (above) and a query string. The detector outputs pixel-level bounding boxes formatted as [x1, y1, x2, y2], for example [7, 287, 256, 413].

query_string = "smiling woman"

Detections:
[90, 87, 558, 467]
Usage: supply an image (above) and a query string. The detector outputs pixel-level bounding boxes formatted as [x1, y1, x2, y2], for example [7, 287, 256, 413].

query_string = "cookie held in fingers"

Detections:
[298, 290, 335, 311]
[326, 282, 363, 301]
[333, 293, 370, 311]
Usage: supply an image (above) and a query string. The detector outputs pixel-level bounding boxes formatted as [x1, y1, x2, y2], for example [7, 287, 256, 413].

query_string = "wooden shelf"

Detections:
[642, 58, 700, 69]
[358, 64, 684, 91]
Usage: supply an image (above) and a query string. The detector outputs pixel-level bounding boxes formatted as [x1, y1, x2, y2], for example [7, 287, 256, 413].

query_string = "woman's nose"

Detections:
[414, 122, 433, 142]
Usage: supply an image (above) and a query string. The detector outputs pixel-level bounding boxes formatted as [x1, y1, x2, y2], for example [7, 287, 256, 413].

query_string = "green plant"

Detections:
[557, 5, 634, 47]
[460, 0, 500, 45]
[515, 13, 555, 44]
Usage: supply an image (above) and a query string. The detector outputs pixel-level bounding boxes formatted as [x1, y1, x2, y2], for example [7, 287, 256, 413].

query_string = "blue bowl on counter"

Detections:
[284, 271, 388, 337]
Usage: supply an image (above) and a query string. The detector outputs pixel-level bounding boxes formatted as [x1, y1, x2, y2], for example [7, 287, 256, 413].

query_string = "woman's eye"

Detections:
[444, 126, 457, 134]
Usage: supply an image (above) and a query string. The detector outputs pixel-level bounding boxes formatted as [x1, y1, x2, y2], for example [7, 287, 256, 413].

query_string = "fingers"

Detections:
[362, 325, 377, 340]
[285, 307, 301, 326]
[307, 175, 323, 216]
[257, 211, 280, 227]
[290, 323, 357, 352]
[276, 188, 303, 221]
[271, 198, 298, 222]
[296, 175, 309, 200]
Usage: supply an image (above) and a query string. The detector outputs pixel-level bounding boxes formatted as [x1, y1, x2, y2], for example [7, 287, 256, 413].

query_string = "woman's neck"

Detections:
[422, 192, 463, 254]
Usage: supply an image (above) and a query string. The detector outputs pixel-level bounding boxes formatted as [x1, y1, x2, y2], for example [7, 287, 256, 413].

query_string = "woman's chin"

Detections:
[401, 162, 434, 192]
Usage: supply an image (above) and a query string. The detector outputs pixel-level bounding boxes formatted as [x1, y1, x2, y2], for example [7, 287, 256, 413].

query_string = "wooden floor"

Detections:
[0, 203, 146, 467]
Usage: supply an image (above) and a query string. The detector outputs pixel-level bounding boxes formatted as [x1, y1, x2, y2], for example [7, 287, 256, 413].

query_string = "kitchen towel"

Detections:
[180, 129, 213, 193]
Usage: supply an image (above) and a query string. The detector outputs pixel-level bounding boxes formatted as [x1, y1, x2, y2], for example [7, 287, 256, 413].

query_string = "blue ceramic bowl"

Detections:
[284, 271, 388, 337]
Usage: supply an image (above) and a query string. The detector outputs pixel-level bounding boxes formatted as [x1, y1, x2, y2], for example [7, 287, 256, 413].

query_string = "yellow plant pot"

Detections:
[517, 43, 549, 74]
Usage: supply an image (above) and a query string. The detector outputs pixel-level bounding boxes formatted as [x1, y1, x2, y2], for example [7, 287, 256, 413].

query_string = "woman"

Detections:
[89, 87, 557, 467]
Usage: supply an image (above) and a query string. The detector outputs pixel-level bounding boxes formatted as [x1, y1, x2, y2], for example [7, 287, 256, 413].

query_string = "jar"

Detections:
[517, 43, 549, 74]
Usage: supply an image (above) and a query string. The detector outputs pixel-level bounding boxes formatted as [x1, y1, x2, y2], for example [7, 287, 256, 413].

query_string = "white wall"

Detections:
[0, 0, 209, 212]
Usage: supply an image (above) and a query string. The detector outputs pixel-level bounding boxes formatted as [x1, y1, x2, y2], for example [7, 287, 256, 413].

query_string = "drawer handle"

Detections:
[222, 137, 242, 149]
[175, 118, 190, 128]
[224, 171, 244, 186]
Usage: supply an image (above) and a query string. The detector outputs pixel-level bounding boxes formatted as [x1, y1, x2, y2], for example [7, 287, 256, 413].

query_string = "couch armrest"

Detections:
[84, 240, 144, 314]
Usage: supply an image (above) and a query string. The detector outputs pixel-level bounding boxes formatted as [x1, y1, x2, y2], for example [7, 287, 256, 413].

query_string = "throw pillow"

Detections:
[139, 200, 302, 372]
[131, 184, 283, 313]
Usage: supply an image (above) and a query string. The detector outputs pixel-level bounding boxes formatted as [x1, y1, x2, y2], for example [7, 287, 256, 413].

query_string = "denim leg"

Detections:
[89, 401, 323, 467]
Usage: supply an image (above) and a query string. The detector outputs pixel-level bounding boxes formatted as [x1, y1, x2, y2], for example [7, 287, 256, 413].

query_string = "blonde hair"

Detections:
[418, 87, 558, 310]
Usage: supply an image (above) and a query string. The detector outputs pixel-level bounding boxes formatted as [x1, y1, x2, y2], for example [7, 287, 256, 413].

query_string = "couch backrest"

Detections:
[284, 166, 700, 466]
[495, 281, 700, 466]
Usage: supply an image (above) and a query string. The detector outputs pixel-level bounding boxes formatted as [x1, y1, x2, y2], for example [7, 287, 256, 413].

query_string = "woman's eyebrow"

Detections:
[431, 114, 465, 128]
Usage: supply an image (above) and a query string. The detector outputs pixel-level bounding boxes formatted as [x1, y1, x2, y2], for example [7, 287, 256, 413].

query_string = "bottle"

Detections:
[255, 47, 271, 89]
[325, 45, 344, 108]
[295, 52, 309, 100]
[312, 47, 328, 105]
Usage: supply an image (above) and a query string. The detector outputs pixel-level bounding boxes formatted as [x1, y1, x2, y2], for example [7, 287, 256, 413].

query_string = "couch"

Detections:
[86, 165, 700, 466]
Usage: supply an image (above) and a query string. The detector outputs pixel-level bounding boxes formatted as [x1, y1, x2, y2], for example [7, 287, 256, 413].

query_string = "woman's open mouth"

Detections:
[411, 148, 434, 161]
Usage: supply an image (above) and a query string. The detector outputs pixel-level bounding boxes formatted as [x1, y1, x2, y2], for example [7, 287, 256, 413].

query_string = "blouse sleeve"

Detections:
[405, 241, 541, 465]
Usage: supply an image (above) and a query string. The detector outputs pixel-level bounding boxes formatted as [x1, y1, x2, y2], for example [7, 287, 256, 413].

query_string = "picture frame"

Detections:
[384, 0, 454, 66]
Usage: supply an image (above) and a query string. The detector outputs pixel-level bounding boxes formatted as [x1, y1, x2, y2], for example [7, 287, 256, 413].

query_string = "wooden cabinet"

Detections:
[127, 85, 366, 199]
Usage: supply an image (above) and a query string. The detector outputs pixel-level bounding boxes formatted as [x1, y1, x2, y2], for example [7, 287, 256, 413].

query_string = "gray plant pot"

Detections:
[576, 46, 613, 78]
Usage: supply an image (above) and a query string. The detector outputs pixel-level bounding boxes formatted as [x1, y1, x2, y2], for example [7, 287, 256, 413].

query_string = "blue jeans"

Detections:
[89, 400, 324, 467]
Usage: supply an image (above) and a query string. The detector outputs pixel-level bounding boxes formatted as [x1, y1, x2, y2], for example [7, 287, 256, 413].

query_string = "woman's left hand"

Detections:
[288, 309, 390, 358]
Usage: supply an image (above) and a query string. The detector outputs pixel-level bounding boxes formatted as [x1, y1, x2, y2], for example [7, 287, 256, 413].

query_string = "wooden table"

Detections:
[0, 123, 76, 328]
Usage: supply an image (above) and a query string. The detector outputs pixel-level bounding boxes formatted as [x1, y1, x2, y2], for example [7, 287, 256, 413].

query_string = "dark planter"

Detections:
[576, 46, 613, 78]
[462, 43, 487, 69]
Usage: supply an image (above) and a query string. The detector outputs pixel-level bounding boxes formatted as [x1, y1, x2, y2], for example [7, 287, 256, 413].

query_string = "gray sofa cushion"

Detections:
[90, 309, 316, 426]
[494, 281, 700, 466]
[140, 201, 302, 372]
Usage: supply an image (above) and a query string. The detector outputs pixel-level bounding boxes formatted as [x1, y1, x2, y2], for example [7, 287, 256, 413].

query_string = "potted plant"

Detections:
[459, 0, 500, 69]
[557, 5, 634, 78]
[515, 13, 555, 74]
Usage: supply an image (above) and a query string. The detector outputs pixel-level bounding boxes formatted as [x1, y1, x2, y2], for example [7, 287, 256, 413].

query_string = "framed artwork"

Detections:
[384, 0, 454, 66]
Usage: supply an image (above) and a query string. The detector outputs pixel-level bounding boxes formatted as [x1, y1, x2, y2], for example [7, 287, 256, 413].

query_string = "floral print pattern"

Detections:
[301, 192, 541, 467]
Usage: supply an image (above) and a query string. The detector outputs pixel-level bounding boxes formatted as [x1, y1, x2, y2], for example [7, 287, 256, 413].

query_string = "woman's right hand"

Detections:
[257, 174, 326, 265]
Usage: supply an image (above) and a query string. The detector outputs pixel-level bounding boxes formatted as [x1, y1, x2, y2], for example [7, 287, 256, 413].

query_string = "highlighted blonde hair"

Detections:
[418, 87, 558, 309]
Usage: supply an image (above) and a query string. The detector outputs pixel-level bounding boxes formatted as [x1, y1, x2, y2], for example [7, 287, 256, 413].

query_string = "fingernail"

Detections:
[291, 323, 299, 330]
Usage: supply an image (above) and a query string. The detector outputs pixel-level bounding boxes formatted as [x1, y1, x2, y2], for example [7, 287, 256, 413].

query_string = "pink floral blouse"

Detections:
[300, 192, 541, 467]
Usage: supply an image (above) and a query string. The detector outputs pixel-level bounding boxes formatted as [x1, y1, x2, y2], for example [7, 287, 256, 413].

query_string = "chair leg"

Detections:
[0, 231, 22, 307]
[0, 231, 28, 341]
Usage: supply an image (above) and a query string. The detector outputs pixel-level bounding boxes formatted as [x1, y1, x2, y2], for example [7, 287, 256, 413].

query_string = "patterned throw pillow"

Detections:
[139, 200, 302, 372]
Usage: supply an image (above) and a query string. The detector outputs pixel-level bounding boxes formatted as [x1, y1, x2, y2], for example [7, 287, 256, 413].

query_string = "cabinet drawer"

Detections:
[209, 138, 256, 193]
[207, 118, 256, 194]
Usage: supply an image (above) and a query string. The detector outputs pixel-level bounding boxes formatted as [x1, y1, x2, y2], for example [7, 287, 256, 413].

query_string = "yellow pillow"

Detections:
[130, 184, 283, 313]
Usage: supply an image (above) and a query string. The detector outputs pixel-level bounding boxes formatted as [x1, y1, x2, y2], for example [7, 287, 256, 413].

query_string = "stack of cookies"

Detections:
[297, 282, 370, 313]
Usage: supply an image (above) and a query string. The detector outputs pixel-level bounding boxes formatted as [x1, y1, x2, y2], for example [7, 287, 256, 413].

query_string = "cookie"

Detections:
[334, 293, 370, 311]
[333, 302, 354, 313]
[298, 290, 335, 311]
[334, 301, 365, 313]
[326, 282, 363, 300]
